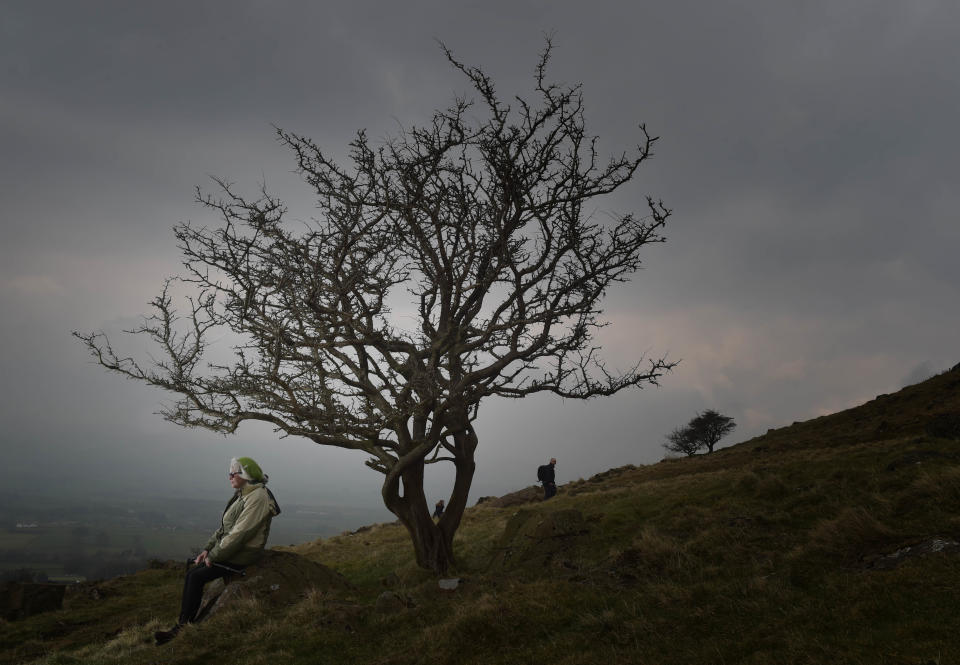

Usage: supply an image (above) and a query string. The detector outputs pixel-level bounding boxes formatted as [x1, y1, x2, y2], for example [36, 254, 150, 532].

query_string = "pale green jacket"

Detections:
[203, 483, 280, 566]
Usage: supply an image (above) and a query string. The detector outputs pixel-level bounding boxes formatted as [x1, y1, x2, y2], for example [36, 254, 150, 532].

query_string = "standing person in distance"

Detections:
[155, 457, 280, 645]
[537, 458, 558, 500]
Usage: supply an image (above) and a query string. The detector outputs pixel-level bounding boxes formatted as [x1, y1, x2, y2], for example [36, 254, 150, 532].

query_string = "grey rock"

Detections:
[438, 578, 462, 591]
[196, 549, 353, 622]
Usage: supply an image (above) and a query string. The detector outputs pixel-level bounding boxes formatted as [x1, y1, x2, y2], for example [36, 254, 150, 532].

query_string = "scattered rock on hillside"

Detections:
[862, 537, 960, 570]
[196, 550, 353, 622]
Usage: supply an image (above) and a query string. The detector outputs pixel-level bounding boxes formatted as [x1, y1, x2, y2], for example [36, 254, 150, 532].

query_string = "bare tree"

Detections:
[664, 425, 700, 457]
[692, 410, 737, 453]
[75, 41, 674, 573]
[665, 410, 737, 457]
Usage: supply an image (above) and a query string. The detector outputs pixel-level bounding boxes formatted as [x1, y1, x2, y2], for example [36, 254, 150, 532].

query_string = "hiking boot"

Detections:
[154, 624, 181, 645]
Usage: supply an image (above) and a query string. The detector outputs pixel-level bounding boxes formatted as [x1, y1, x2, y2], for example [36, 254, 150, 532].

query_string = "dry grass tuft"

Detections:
[808, 506, 896, 552]
[909, 465, 960, 504]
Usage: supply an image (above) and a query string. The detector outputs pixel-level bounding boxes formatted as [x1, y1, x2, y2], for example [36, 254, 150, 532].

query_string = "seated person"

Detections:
[155, 457, 280, 645]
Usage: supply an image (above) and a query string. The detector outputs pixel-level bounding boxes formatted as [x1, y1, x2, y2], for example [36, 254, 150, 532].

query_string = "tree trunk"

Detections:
[438, 425, 477, 538]
[381, 435, 477, 574]
[404, 500, 455, 574]
[382, 458, 456, 574]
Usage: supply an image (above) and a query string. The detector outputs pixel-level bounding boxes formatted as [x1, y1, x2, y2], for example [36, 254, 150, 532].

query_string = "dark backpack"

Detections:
[537, 464, 549, 482]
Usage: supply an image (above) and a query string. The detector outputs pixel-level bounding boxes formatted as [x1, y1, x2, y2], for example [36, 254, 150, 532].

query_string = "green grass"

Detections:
[4, 364, 960, 664]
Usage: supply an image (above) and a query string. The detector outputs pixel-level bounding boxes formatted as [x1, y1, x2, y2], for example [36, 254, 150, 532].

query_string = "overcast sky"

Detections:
[2, 1, 958, 514]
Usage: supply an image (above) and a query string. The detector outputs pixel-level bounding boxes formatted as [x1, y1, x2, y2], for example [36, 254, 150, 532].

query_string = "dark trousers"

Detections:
[179, 563, 240, 624]
[543, 481, 557, 500]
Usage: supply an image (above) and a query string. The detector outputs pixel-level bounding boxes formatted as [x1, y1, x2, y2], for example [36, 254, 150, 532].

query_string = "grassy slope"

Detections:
[4, 365, 960, 665]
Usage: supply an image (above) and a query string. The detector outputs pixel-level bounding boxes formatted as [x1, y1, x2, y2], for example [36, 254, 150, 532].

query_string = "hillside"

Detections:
[4, 364, 960, 664]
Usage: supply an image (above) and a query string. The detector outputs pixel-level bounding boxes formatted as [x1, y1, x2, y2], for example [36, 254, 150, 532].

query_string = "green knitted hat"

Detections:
[229, 457, 265, 482]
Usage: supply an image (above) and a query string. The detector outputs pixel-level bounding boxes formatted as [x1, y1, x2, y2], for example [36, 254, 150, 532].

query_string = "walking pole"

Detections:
[211, 562, 246, 576]
[185, 557, 246, 576]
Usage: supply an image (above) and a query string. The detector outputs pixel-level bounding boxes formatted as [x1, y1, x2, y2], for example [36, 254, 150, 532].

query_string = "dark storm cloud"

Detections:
[2, 1, 958, 504]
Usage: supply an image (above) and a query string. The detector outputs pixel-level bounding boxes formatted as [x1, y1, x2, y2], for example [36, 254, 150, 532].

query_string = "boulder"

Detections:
[438, 578, 463, 591]
[863, 537, 960, 570]
[196, 549, 353, 622]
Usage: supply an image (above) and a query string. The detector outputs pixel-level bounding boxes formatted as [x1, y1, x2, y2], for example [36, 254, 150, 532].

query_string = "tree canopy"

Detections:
[664, 410, 737, 457]
[75, 41, 674, 572]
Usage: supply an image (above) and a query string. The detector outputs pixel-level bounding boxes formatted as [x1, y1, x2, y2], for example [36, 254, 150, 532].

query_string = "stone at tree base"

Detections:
[438, 578, 462, 591]
[196, 550, 353, 621]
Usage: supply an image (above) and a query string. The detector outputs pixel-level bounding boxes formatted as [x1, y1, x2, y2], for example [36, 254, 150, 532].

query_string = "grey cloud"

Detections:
[2, 1, 958, 509]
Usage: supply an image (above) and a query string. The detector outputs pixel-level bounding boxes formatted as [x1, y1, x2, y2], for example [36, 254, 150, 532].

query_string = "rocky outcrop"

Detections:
[477, 486, 543, 508]
[196, 549, 353, 621]
[863, 537, 960, 570]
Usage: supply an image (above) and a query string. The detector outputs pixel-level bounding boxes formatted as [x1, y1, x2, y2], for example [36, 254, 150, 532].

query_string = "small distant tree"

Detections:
[692, 409, 737, 453]
[664, 409, 737, 456]
[664, 425, 700, 457]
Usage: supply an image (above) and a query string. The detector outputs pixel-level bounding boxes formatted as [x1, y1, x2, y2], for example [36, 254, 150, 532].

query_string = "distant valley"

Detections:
[0, 493, 387, 582]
